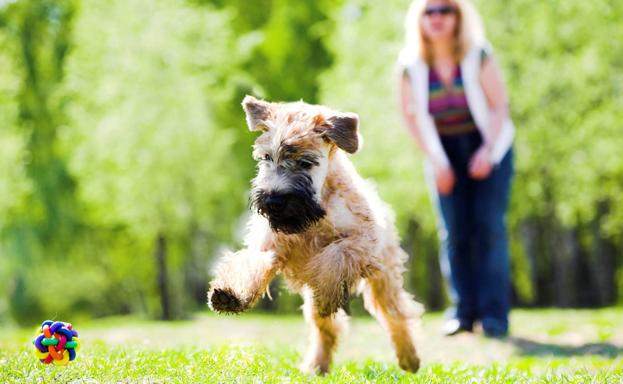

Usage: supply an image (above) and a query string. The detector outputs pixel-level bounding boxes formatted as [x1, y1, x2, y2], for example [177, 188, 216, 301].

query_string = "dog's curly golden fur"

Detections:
[208, 96, 423, 374]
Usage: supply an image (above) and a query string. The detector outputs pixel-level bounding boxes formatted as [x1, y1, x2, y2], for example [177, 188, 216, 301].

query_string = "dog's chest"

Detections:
[325, 194, 359, 231]
[274, 221, 342, 286]
[275, 221, 339, 257]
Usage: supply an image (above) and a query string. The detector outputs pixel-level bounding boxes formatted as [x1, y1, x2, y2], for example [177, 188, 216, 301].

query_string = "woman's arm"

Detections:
[480, 55, 510, 150]
[399, 71, 427, 152]
[469, 55, 510, 179]
[399, 71, 455, 195]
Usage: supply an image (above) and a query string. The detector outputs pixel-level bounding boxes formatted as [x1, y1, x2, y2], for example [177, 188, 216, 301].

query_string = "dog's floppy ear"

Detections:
[316, 112, 360, 154]
[242, 95, 272, 132]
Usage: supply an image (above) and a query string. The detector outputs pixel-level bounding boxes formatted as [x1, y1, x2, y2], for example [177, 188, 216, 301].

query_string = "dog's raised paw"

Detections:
[208, 288, 245, 314]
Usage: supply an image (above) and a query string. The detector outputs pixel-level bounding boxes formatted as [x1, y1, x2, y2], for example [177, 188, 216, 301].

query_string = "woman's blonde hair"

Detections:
[403, 0, 485, 65]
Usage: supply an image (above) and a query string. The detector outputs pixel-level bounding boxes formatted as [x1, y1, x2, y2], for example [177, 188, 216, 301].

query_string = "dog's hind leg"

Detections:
[300, 288, 348, 375]
[208, 249, 279, 314]
[362, 247, 423, 373]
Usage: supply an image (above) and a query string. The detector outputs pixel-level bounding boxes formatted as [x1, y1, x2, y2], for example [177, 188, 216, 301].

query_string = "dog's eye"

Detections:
[298, 160, 314, 170]
[263, 154, 272, 162]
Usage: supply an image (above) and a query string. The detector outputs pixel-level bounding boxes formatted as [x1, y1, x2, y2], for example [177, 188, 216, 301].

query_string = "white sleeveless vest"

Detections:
[400, 45, 514, 166]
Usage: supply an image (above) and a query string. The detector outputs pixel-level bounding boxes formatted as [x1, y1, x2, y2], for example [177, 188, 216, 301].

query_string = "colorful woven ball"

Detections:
[32, 320, 80, 366]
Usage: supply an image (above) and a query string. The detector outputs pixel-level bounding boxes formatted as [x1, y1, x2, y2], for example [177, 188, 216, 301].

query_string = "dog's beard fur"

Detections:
[250, 174, 326, 234]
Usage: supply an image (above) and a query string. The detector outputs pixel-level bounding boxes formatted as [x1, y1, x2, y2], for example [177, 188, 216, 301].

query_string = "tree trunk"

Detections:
[401, 217, 445, 311]
[426, 243, 445, 311]
[519, 218, 539, 306]
[156, 233, 171, 320]
[185, 224, 209, 306]
[589, 201, 617, 306]
[548, 221, 578, 307]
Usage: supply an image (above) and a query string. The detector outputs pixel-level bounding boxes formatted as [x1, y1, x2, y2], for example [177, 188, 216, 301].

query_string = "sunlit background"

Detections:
[0, 0, 622, 326]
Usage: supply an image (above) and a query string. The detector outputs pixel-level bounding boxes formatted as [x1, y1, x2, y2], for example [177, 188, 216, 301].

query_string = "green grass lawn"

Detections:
[1, 308, 622, 383]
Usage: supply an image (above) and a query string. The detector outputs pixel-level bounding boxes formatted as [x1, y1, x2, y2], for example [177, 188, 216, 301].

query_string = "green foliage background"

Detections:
[0, 0, 621, 324]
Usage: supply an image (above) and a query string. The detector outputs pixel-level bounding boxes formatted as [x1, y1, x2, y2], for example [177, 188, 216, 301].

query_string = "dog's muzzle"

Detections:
[253, 190, 326, 234]
[262, 193, 289, 214]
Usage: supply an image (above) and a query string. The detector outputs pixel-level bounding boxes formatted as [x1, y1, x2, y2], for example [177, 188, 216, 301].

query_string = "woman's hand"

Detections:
[469, 145, 493, 180]
[435, 164, 455, 195]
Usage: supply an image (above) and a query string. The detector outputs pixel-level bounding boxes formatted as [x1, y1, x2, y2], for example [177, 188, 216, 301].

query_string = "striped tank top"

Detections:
[428, 64, 478, 136]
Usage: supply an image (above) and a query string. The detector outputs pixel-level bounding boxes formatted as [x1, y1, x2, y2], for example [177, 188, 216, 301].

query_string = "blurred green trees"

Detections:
[0, 0, 621, 324]
[63, 0, 251, 320]
[0, 0, 80, 324]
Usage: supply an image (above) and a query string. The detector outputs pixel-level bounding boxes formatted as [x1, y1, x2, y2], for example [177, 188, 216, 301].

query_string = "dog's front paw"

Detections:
[208, 287, 245, 314]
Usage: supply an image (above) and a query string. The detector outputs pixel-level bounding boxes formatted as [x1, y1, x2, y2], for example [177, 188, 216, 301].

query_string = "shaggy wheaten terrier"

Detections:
[208, 96, 422, 374]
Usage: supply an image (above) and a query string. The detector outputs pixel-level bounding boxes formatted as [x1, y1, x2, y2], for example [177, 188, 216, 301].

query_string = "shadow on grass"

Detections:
[509, 337, 622, 358]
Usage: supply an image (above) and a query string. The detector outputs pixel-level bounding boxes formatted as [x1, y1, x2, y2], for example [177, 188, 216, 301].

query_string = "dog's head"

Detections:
[242, 95, 360, 234]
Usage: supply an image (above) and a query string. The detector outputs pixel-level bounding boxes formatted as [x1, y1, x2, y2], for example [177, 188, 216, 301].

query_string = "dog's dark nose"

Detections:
[265, 194, 286, 212]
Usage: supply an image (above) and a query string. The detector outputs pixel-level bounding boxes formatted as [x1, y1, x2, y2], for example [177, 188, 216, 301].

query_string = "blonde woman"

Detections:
[399, 0, 514, 337]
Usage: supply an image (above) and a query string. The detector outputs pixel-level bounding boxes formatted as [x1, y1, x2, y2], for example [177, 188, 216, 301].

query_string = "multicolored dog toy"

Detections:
[33, 320, 80, 366]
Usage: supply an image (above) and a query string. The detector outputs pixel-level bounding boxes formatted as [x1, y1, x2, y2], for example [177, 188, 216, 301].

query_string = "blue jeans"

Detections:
[432, 131, 513, 333]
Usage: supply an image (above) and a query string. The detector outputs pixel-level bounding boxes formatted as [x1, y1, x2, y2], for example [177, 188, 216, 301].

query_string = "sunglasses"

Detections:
[424, 6, 456, 16]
